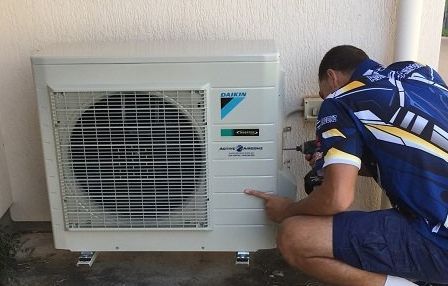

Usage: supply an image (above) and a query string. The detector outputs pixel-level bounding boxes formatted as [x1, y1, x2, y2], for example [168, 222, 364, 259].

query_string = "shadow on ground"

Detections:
[1, 219, 323, 286]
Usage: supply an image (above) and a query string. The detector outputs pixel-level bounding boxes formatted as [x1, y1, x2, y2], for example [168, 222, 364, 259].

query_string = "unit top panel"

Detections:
[31, 40, 278, 64]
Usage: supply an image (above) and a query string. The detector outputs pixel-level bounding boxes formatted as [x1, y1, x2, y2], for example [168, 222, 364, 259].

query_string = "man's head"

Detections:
[318, 45, 369, 99]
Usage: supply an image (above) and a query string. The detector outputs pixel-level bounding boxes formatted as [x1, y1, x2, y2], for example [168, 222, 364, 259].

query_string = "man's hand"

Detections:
[244, 189, 294, 223]
[305, 152, 323, 168]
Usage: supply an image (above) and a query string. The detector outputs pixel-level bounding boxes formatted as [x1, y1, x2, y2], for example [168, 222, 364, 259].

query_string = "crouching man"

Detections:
[246, 45, 448, 286]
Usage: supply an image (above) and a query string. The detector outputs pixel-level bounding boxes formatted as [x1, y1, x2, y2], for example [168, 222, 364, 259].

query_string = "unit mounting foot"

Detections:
[77, 251, 97, 267]
[235, 251, 250, 265]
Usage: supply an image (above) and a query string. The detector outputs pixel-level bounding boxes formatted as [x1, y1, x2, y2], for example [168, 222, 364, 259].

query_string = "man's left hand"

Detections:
[244, 189, 294, 223]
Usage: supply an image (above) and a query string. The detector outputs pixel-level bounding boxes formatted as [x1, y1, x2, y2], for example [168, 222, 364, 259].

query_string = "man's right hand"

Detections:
[305, 152, 323, 168]
[244, 189, 294, 223]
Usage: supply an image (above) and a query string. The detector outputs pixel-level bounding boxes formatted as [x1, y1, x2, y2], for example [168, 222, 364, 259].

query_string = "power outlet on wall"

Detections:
[304, 97, 323, 121]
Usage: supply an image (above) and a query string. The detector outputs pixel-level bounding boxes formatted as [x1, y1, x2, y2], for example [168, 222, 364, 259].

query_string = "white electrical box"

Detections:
[304, 97, 324, 121]
[31, 40, 296, 252]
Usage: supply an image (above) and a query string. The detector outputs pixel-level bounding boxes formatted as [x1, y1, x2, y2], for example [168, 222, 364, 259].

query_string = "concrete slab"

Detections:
[1, 222, 324, 286]
[438, 37, 448, 81]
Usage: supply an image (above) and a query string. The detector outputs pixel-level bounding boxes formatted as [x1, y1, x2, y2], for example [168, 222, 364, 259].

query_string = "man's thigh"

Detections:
[333, 209, 448, 283]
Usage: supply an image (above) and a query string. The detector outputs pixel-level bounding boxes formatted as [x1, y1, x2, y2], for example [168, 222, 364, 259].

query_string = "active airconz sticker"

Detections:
[220, 91, 246, 119]
[221, 129, 259, 137]
[219, 145, 263, 157]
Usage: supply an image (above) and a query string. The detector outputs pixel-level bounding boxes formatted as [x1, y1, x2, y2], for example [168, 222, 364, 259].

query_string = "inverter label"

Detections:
[221, 129, 259, 137]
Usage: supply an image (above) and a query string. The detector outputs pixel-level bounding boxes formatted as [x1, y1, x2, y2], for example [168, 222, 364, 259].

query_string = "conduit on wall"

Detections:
[394, 0, 424, 62]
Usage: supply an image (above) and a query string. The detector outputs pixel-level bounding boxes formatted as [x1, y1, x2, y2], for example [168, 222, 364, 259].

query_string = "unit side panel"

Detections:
[207, 83, 280, 226]
[32, 76, 67, 247]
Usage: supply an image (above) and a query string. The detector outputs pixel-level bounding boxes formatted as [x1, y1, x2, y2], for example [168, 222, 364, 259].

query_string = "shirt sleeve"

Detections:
[315, 99, 363, 171]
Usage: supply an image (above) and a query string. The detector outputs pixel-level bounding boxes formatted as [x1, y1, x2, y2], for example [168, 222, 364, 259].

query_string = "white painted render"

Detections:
[0, 0, 444, 220]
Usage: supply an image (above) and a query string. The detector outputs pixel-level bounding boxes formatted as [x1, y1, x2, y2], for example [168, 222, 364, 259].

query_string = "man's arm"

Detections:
[245, 163, 358, 223]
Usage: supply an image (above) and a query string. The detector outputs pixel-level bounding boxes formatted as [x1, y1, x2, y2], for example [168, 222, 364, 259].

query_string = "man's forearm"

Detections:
[283, 164, 357, 219]
[245, 164, 357, 222]
[284, 187, 348, 218]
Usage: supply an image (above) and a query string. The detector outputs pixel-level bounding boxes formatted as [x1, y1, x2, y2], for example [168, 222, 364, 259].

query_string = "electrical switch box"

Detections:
[304, 97, 323, 121]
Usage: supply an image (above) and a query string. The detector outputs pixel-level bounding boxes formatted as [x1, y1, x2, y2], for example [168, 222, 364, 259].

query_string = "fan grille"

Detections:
[50, 90, 208, 229]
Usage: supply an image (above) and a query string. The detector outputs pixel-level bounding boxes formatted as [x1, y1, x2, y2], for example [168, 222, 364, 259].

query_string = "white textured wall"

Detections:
[0, 0, 443, 221]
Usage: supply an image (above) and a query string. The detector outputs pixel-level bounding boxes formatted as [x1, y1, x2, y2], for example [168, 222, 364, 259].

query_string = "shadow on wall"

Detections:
[439, 38, 448, 81]
[443, 0, 448, 36]
[442, 1, 448, 79]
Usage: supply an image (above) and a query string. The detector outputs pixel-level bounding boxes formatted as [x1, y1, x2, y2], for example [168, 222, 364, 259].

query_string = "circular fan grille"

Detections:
[69, 93, 205, 219]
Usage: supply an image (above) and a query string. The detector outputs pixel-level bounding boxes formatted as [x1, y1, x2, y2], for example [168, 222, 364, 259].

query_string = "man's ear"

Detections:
[326, 69, 339, 90]
[326, 69, 350, 90]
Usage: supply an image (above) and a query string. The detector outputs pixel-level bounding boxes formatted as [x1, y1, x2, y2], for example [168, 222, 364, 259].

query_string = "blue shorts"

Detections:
[333, 209, 448, 283]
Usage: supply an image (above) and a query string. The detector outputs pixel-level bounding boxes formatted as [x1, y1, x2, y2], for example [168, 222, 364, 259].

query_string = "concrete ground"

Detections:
[439, 37, 448, 80]
[0, 215, 323, 286]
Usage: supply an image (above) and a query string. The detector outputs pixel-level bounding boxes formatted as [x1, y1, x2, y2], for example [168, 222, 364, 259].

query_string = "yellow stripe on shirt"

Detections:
[366, 124, 448, 162]
[324, 147, 361, 168]
[321, 128, 346, 139]
[338, 81, 365, 94]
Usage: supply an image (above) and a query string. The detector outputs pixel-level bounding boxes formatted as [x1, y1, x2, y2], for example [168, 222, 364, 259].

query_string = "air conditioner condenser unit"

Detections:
[31, 40, 296, 254]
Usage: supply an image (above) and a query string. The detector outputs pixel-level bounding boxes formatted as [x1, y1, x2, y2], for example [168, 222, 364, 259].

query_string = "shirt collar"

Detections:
[326, 59, 383, 100]
[350, 58, 383, 81]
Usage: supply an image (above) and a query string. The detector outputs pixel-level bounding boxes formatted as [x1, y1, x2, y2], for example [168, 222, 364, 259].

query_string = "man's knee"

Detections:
[278, 216, 302, 254]
[277, 216, 310, 266]
[277, 215, 333, 266]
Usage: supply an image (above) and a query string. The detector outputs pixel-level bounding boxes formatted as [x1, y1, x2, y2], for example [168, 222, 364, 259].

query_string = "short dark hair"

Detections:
[318, 45, 369, 81]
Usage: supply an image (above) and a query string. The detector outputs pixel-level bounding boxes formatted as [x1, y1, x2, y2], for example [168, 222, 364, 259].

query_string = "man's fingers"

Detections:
[244, 189, 271, 200]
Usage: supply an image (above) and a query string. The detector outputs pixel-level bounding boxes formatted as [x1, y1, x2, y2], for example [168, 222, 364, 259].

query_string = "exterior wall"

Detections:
[0, 0, 443, 220]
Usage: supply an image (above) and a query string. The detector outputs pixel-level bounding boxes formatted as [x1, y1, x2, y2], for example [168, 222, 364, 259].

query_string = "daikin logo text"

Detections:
[220, 92, 247, 98]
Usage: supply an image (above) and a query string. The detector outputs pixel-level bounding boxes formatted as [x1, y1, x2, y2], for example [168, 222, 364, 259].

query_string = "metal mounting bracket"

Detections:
[235, 251, 250, 265]
[77, 251, 98, 267]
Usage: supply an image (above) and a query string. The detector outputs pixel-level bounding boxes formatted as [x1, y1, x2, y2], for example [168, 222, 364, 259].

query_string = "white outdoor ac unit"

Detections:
[31, 40, 296, 253]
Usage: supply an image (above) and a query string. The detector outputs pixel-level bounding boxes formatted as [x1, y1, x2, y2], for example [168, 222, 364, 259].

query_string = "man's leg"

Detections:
[277, 215, 387, 286]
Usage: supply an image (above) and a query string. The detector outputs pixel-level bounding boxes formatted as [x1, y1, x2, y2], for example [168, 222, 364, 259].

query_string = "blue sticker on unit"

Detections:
[220, 92, 246, 119]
